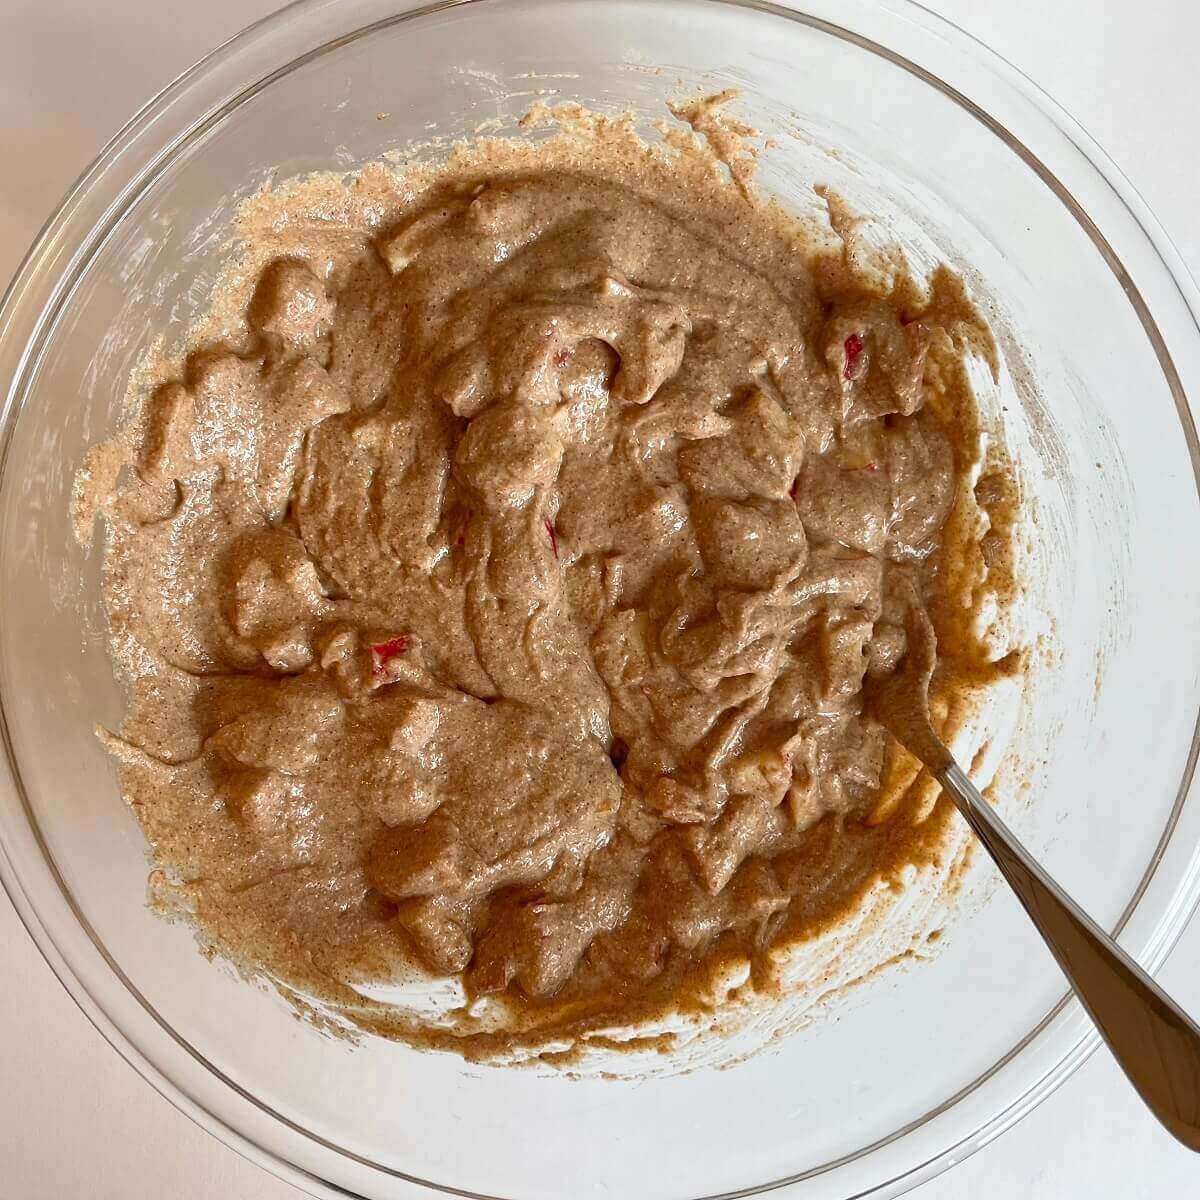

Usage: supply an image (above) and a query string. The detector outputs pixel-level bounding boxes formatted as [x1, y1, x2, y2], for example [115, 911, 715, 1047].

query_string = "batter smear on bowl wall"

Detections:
[74, 95, 1025, 1062]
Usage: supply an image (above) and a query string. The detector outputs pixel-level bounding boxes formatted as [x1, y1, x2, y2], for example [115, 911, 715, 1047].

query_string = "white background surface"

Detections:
[1, 1, 1197, 1196]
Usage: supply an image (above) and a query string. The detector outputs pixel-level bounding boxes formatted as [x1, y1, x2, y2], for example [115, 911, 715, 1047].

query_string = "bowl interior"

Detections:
[2, 2, 1199, 1198]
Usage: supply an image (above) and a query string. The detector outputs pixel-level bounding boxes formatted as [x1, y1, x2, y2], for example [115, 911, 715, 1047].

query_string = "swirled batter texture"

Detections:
[81, 101, 1018, 1056]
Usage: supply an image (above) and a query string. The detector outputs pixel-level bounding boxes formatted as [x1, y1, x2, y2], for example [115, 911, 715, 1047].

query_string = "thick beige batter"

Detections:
[79, 99, 1019, 1055]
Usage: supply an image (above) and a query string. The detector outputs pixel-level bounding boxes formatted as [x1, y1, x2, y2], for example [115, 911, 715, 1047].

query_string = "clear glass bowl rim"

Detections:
[1, 1, 1199, 1198]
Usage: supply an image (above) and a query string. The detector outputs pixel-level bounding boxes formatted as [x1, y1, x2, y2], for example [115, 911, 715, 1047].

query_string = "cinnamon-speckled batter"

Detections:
[77, 98, 1018, 1054]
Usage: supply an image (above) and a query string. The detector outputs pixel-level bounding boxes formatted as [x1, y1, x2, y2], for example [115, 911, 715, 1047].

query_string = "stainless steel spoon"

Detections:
[870, 598, 1200, 1151]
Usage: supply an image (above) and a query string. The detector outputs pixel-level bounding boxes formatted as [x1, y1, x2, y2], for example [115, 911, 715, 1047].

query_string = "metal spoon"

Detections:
[870, 598, 1200, 1151]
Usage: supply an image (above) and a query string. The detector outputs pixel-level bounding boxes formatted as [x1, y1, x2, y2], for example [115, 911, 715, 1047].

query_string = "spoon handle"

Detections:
[938, 761, 1200, 1151]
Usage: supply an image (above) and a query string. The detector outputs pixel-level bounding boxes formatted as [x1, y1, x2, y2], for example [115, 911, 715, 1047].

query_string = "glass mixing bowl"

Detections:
[2, 1, 1199, 1196]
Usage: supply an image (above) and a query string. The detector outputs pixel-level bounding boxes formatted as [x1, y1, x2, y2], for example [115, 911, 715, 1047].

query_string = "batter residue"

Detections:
[78, 98, 1019, 1057]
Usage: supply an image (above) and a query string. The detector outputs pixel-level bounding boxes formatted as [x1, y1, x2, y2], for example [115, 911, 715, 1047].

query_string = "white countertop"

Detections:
[2, 1, 1197, 1195]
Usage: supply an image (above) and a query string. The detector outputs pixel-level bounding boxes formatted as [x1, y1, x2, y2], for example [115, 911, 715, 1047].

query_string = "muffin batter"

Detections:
[80, 99, 1018, 1054]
